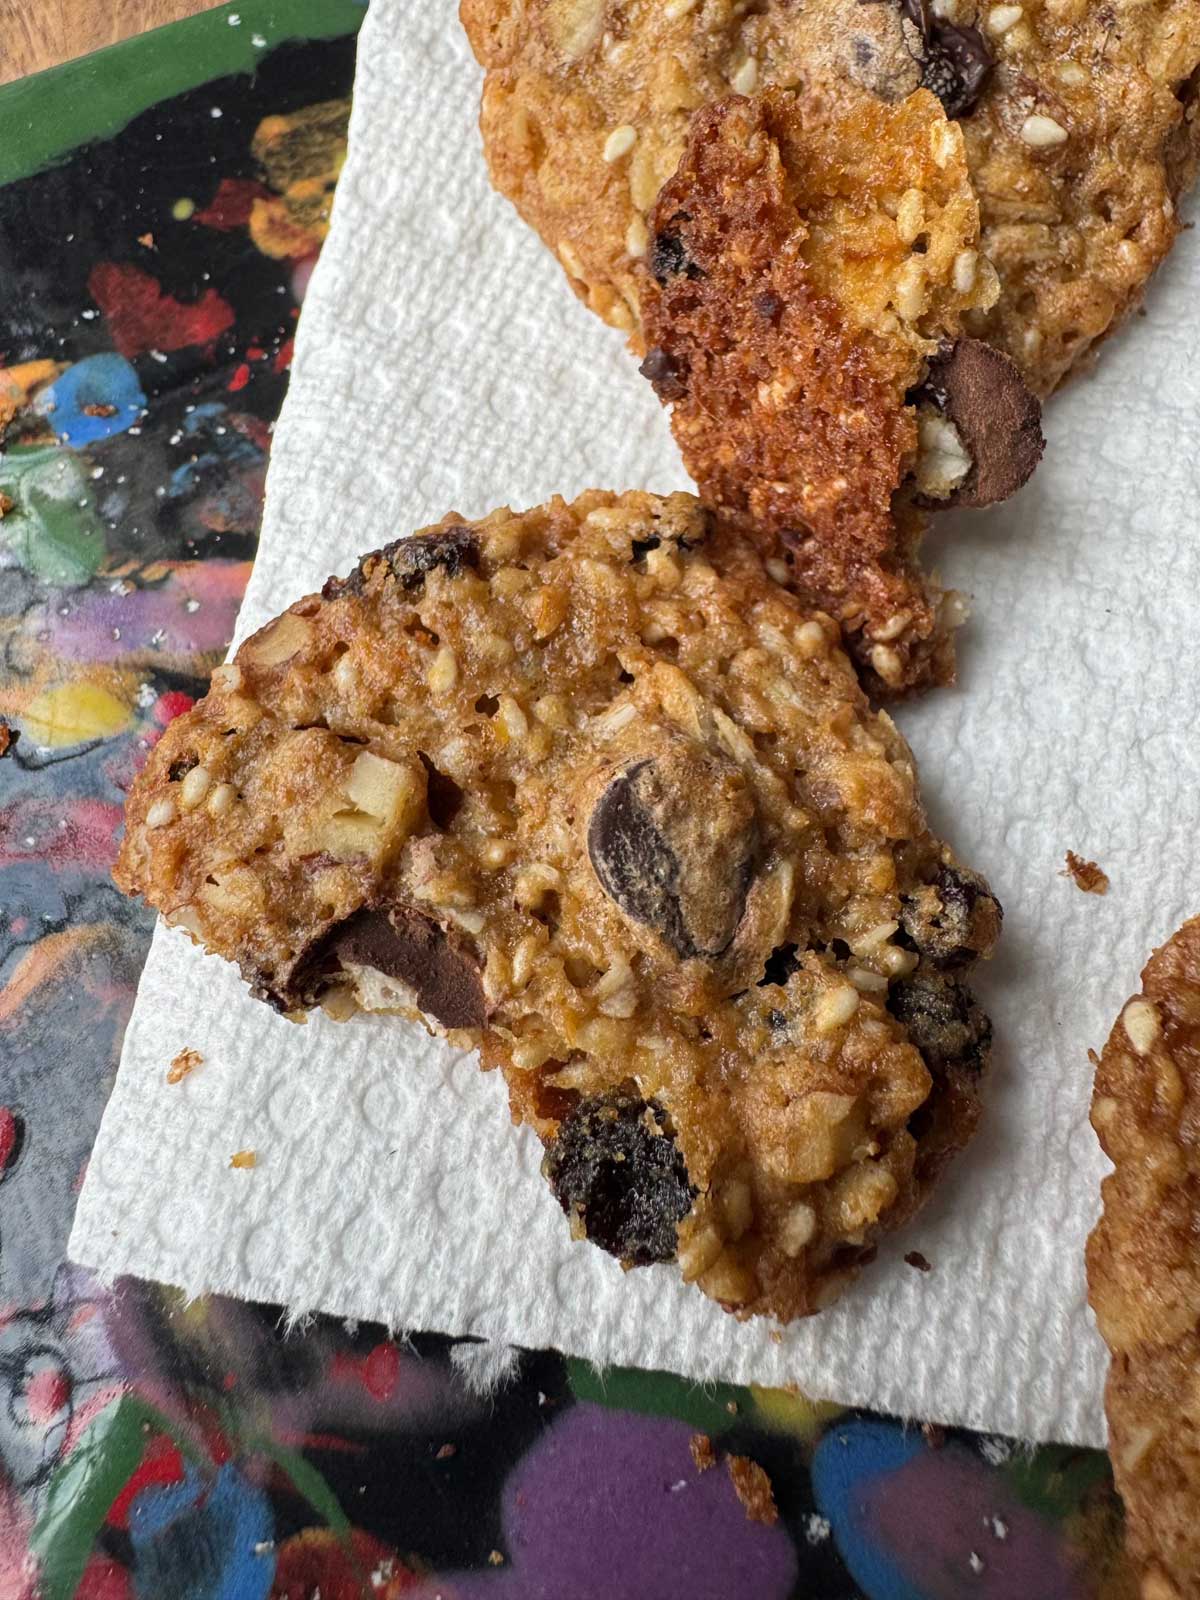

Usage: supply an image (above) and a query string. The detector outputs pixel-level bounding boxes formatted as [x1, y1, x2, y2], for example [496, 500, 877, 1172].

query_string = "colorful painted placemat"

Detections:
[0, 4, 1131, 1594]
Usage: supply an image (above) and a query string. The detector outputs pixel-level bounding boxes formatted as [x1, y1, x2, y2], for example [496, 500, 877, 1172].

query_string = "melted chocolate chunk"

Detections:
[900, 0, 993, 118]
[639, 346, 688, 402]
[588, 751, 757, 960]
[323, 527, 480, 599]
[888, 970, 992, 1074]
[542, 1091, 694, 1265]
[332, 905, 487, 1030]
[900, 864, 1002, 969]
[650, 223, 703, 286]
[915, 338, 1043, 508]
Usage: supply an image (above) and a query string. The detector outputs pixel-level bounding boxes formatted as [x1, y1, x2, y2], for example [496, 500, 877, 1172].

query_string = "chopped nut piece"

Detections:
[435, 1442, 457, 1460]
[1062, 851, 1109, 895]
[230, 1149, 257, 1169]
[727, 1455, 778, 1525]
[905, 1250, 933, 1272]
[0, 493, 13, 518]
[167, 1047, 203, 1084]
[690, 1432, 716, 1471]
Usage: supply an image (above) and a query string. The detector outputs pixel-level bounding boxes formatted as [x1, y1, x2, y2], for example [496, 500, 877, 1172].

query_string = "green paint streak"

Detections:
[252, 1436, 352, 1537]
[0, 0, 365, 189]
[1002, 1443, 1113, 1522]
[30, 1396, 179, 1600]
[0, 446, 107, 585]
[566, 1358, 747, 1436]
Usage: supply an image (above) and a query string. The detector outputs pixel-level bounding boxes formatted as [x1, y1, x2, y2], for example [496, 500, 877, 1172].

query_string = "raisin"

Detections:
[900, 864, 1002, 969]
[323, 527, 479, 599]
[638, 346, 688, 402]
[888, 970, 992, 1074]
[542, 1092, 694, 1265]
[650, 224, 703, 286]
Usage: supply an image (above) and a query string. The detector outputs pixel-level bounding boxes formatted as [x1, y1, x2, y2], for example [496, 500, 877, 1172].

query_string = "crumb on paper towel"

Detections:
[1062, 851, 1109, 895]
[905, 1250, 933, 1272]
[435, 1443, 457, 1460]
[690, 1433, 716, 1472]
[0, 719, 16, 758]
[167, 1047, 203, 1084]
[230, 1149, 257, 1169]
[487, 1550, 505, 1567]
[726, 1455, 778, 1525]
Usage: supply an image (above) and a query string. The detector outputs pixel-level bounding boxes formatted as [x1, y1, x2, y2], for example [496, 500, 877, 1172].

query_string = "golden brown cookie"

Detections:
[638, 86, 1042, 694]
[1087, 917, 1200, 1599]
[462, 0, 1200, 395]
[116, 489, 1001, 1322]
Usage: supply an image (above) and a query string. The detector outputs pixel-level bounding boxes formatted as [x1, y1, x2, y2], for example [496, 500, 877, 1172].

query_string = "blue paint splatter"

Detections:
[129, 1462, 275, 1600]
[36, 355, 145, 447]
[812, 1418, 926, 1600]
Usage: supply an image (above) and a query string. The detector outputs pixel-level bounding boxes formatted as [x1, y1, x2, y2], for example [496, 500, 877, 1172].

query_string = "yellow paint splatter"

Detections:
[22, 681, 132, 746]
[749, 1384, 843, 1439]
[172, 197, 196, 221]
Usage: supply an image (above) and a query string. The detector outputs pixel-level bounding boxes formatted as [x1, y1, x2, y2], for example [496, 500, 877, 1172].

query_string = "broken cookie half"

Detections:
[639, 84, 1042, 696]
[116, 489, 1001, 1324]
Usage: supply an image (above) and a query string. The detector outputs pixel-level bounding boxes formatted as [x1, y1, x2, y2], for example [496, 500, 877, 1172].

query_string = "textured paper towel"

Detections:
[68, 0, 1200, 1448]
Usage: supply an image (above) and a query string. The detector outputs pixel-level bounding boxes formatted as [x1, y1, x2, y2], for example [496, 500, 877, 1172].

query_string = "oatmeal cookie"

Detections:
[116, 490, 1001, 1321]
[462, 0, 1200, 395]
[639, 86, 1043, 694]
[1087, 918, 1200, 1599]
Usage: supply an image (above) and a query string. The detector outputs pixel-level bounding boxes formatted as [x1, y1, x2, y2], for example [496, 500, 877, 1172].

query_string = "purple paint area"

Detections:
[863, 1447, 1088, 1600]
[28, 561, 248, 665]
[421, 1402, 796, 1600]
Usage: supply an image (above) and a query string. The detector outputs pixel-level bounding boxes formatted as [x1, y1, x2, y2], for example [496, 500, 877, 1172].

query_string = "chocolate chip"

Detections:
[650, 224, 702, 286]
[332, 905, 487, 1030]
[888, 970, 992, 1075]
[542, 1091, 694, 1266]
[917, 338, 1043, 508]
[639, 346, 688, 402]
[323, 526, 479, 599]
[899, 0, 993, 118]
[588, 749, 758, 960]
[900, 864, 1002, 969]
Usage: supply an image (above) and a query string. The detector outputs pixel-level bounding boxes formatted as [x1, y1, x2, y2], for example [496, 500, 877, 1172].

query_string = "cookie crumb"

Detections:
[0, 493, 13, 518]
[727, 1455, 778, 1525]
[0, 718, 17, 758]
[137, 232, 156, 249]
[725, 1400, 739, 1415]
[435, 1443, 457, 1460]
[229, 1149, 256, 1169]
[487, 1550, 505, 1566]
[922, 1422, 946, 1449]
[167, 1047, 203, 1084]
[1063, 851, 1109, 895]
[83, 402, 118, 418]
[690, 1432, 716, 1472]
[905, 1250, 933, 1272]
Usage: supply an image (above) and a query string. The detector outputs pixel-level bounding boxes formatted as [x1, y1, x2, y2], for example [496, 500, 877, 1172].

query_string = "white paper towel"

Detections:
[68, 0, 1200, 1448]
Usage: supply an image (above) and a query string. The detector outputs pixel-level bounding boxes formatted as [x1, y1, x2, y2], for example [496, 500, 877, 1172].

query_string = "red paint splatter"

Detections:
[107, 1436, 186, 1529]
[0, 798, 123, 870]
[246, 344, 267, 361]
[332, 1341, 402, 1402]
[75, 1554, 134, 1600]
[88, 263, 235, 361]
[192, 177, 271, 231]
[228, 362, 251, 393]
[273, 337, 295, 374]
[0, 1107, 22, 1179]
[222, 1371, 237, 1391]
[153, 690, 195, 727]
[24, 1365, 71, 1423]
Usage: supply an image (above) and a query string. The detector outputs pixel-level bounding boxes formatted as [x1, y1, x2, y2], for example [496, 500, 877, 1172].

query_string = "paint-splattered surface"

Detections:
[0, 7, 1132, 1596]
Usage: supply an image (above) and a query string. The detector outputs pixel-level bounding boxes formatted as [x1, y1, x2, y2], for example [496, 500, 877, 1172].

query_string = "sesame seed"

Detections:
[664, 0, 697, 16]
[603, 124, 637, 163]
[987, 3, 1023, 30]
[427, 645, 458, 695]
[1020, 114, 1068, 148]
[870, 643, 904, 685]
[1122, 999, 1161, 1056]
[953, 248, 978, 295]
[730, 57, 759, 94]
[625, 214, 649, 258]
[814, 984, 860, 1034]
[146, 798, 177, 829]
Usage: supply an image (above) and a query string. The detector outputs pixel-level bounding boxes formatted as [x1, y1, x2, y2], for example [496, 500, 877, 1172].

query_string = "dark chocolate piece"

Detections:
[333, 905, 487, 1030]
[639, 346, 688, 402]
[323, 526, 480, 600]
[542, 1091, 694, 1266]
[888, 970, 992, 1074]
[918, 338, 1044, 508]
[587, 751, 757, 960]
